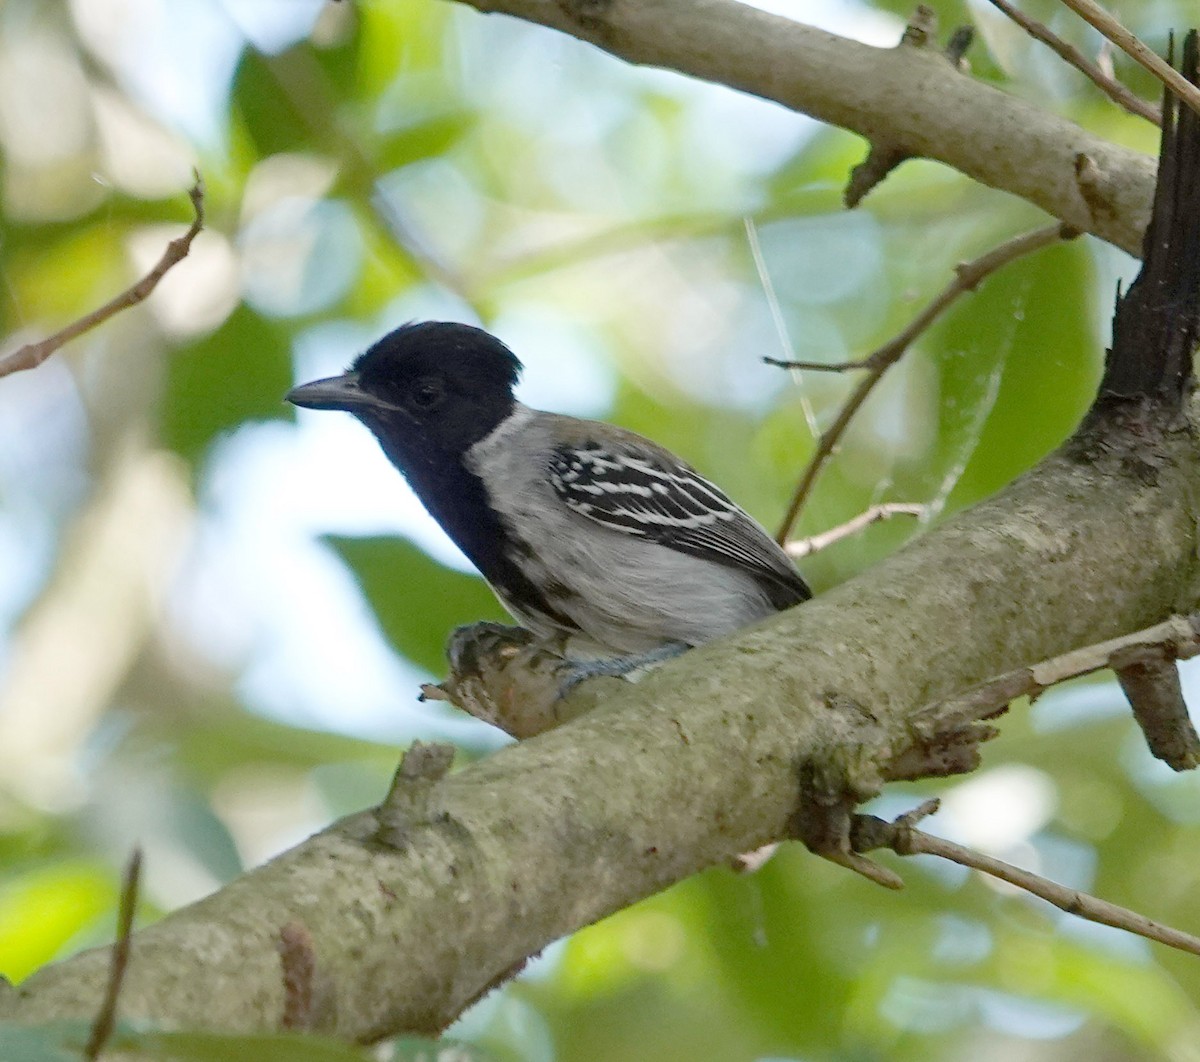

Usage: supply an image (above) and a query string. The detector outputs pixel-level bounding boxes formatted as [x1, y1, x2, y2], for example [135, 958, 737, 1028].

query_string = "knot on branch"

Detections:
[845, 145, 912, 209]
[792, 761, 903, 890]
[1074, 152, 1118, 226]
[374, 741, 457, 851]
[900, 6, 938, 49]
[890, 677, 1012, 783]
[791, 705, 903, 890]
[850, 798, 941, 856]
[899, 7, 974, 64]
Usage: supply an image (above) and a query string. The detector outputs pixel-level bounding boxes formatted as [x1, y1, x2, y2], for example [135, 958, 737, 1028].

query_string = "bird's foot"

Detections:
[555, 642, 689, 698]
[427, 626, 689, 738]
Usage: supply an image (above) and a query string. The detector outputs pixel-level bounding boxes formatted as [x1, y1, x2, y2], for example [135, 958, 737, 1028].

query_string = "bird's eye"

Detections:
[409, 377, 445, 411]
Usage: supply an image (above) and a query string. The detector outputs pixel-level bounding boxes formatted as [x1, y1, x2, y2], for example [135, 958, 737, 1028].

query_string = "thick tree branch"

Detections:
[448, 0, 1156, 254]
[4, 400, 1199, 1038]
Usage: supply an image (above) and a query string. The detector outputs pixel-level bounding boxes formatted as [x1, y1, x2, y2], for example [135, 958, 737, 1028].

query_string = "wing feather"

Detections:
[548, 441, 810, 609]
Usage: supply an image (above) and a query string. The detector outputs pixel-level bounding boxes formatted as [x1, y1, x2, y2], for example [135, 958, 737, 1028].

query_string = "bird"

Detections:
[287, 321, 810, 689]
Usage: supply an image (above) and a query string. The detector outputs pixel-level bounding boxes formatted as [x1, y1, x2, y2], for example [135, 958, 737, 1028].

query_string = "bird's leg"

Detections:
[423, 622, 585, 738]
[556, 642, 689, 697]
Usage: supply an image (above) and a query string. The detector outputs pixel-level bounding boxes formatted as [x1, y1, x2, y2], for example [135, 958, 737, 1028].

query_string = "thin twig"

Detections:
[763, 354, 874, 372]
[772, 222, 1077, 544]
[1056, 0, 1200, 120]
[785, 502, 927, 558]
[853, 800, 1200, 957]
[83, 847, 143, 1061]
[0, 175, 205, 379]
[909, 612, 1200, 734]
[984, 0, 1160, 125]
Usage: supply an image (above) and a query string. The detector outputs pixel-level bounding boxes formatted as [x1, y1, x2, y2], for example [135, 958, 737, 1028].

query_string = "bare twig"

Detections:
[83, 847, 143, 1061]
[785, 503, 927, 558]
[984, 0, 1160, 125]
[277, 921, 317, 1031]
[909, 611, 1200, 736]
[0, 176, 205, 379]
[763, 354, 873, 372]
[1056, 0, 1200, 120]
[892, 614, 1200, 782]
[853, 800, 1200, 957]
[772, 222, 1077, 544]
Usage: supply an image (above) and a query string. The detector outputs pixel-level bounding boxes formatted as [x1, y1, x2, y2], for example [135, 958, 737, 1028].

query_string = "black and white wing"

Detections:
[548, 440, 810, 610]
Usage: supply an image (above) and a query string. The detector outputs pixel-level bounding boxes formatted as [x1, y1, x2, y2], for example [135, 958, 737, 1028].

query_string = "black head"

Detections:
[286, 321, 523, 461]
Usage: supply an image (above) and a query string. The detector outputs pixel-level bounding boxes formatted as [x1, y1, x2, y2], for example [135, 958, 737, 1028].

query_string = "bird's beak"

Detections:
[287, 372, 388, 414]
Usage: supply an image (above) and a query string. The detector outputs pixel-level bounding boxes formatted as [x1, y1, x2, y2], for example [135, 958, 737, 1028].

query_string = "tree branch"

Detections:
[0, 176, 205, 379]
[4, 402, 1198, 1038]
[5, 5, 1200, 1047]
[1056, 0, 1200, 121]
[897, 613, 1200, 778]
[785, 503, 927, 559]
[1104, 30, 1200, 400]
[772, 222, 1076, 543]
[83, 848, 142, 1062]
[851, 800, 1200, 957]
[447, 0, 1156, 254]
[984, 0, 1161, 125]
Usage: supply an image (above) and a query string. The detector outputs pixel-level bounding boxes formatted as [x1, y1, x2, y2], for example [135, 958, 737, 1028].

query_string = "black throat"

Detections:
[370, 427, 578, 632]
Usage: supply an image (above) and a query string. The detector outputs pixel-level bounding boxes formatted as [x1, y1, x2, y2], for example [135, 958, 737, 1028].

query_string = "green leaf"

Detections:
[925, 237, 1098, 508]
[159, 305, 292, 465]
[0, 863, 116, 982]
[120, 1029, 377, 1061]
[326, 536, 506, 675]
[376, 114, 474, 174]
[231, 50, 313, 159]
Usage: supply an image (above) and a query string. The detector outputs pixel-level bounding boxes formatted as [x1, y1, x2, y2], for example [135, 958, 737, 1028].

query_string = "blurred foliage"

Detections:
[327, 535, 507, 674]
[1, 0, 1199, 1060]
[0, 1020, 495, 1061]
